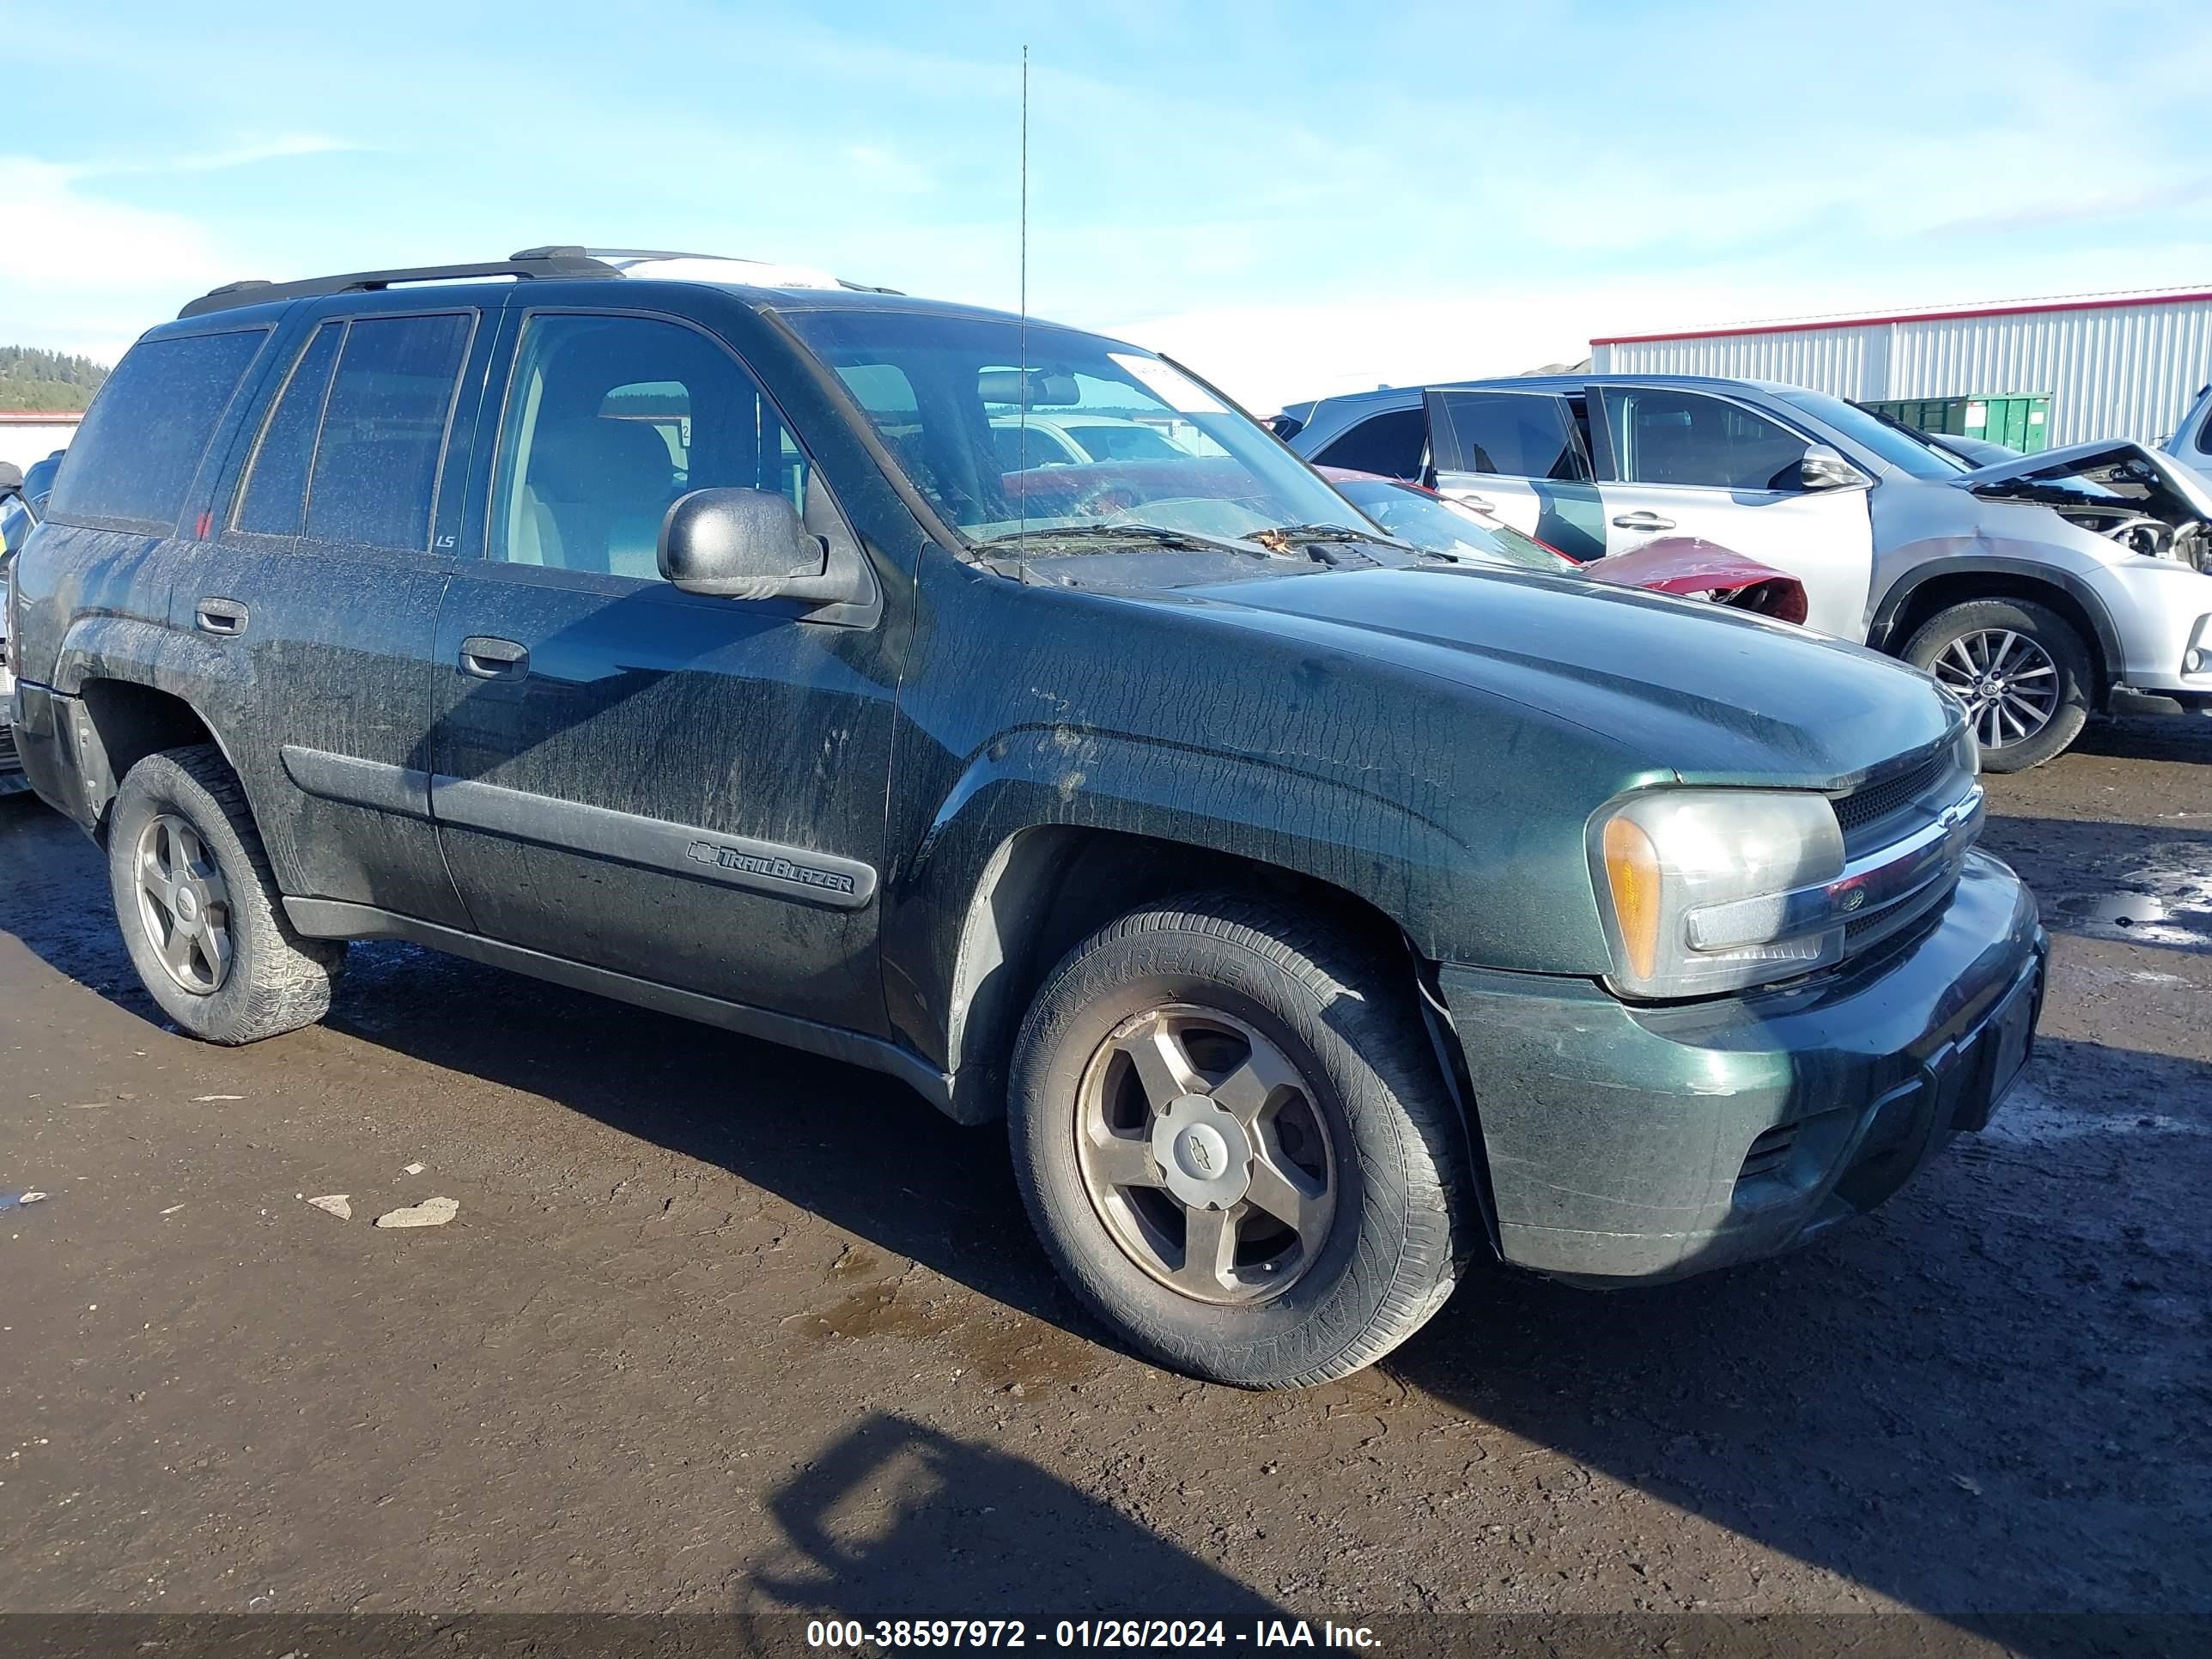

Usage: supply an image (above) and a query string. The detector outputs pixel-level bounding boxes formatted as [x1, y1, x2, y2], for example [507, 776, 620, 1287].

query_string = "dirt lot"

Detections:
[2, 719, 2208, 1652]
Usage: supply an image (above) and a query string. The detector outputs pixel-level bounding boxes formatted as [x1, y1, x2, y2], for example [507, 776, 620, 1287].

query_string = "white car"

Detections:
[1283, 375, 2212, 769]
[988, 412, 1211, 470]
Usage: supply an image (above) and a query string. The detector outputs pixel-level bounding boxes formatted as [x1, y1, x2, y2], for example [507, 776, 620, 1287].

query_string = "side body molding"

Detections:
[428, 775, 879, 909]
[280, 744, 432, 819]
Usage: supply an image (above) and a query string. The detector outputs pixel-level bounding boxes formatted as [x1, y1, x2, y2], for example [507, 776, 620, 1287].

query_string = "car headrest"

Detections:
[528, 418, 675, 504]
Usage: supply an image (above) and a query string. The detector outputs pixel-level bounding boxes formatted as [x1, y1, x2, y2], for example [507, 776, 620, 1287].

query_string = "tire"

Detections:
[1902, 598, 2094, 773]
[106, 744, 343, 1043]
[1006, 891, 1474, 1389]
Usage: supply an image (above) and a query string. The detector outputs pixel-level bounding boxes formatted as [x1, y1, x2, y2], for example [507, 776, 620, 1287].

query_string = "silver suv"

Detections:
[1280, 375, 2212, 769]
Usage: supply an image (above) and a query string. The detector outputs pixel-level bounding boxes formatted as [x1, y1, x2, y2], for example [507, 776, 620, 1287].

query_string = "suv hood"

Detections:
[1956, 437, 2212, 508]
[1160, 565, 1956, 787]
[1958, 437, 2212, 517]
[1955, 439, 2212, 568]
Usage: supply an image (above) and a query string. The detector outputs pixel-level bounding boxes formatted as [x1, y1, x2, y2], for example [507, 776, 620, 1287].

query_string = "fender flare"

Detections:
[49, 616, 254, 818]
[891, 722, 1477, 1119]
[1868, 556, 2124, 675]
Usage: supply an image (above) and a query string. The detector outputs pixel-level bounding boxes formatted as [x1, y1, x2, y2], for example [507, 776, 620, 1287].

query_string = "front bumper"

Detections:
[1441, 851, 2045, 1284]
[2100, 559, 2212, 699]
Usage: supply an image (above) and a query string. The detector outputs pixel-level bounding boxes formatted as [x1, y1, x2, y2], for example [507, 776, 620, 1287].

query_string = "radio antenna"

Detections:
[1017, 42, 1030, 584]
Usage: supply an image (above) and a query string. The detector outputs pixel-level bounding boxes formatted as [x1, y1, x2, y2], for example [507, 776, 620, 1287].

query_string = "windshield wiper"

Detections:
[974, 523, 1319, 562]
[976, 523, 1224, 551]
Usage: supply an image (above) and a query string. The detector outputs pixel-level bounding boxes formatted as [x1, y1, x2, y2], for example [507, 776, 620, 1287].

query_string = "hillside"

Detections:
[0, 345, 109, 413]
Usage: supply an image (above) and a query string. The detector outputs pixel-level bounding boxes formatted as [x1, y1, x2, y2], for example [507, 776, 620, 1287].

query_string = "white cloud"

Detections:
[842, 143, 936, 196]
[0, 158, 230, 293]
[82, 133, 364, 177]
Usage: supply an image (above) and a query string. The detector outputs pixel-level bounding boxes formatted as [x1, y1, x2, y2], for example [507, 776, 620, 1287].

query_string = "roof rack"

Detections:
[178, 246, 622, 319]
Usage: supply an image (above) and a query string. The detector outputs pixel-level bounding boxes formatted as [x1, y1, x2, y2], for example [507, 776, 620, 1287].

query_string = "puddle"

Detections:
[791, 1255, 1102, 1388]
[1978, 1079, 2212, 1146]
[2047, 844, 2212, 953]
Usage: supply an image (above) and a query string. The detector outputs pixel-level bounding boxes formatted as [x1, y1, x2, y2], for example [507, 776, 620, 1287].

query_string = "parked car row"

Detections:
[5, 247, 2050, 1388]
[0, 453, 61, 793]
[1276, 376, 2212, 769]
[1316, 466, 1808, 623]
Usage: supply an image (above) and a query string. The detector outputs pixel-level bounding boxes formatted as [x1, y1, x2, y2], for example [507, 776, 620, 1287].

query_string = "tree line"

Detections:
[0, 345, 110, 413]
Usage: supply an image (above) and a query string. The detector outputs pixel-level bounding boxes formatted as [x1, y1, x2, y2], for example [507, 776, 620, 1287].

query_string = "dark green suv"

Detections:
[4, 248, 2045, 1387]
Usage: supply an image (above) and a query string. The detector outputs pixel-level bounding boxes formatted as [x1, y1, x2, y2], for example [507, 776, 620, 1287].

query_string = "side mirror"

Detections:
[1798, 443, 1871, 491]
[658, 488, 857, 603]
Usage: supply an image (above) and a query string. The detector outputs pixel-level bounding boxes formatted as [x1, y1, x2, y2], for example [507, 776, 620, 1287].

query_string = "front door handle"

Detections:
[459, 635, 529, 679]
[195, 598, 248, 636]
[1611, 512, 1677, 532]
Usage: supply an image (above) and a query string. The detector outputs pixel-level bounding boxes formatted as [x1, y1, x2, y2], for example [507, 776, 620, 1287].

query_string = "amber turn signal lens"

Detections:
[1602, 815, 1662, 981]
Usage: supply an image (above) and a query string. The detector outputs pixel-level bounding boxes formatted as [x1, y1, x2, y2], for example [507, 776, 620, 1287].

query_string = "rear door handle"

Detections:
[1611, 512, 1677, 532]
[195, 598, 248, 636]
[459, 635, 530, 679]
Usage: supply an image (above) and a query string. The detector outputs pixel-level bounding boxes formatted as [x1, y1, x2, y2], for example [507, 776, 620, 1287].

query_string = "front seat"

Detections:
[526, 418, 679, 577]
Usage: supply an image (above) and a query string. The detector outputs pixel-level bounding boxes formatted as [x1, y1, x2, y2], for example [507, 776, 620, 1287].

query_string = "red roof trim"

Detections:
[1590, 288, 2212, 347]
[0, 410, 84, 423]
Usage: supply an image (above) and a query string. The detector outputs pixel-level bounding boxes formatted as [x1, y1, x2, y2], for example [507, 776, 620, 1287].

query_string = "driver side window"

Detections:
[1601, 388, 1809, 493]
[491, 313, 808, 580]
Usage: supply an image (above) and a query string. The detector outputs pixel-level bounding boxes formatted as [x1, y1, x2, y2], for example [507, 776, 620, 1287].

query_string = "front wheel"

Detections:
[1006, 892, 1474, 1388]
[1902, 599, 2094, 772]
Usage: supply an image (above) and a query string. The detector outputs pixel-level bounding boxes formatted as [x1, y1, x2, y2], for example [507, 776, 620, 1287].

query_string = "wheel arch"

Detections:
[66, 677, 232, 840]
[46, 613, 256, 831]
[933, 822, 1414, 1121]
[1869, 560, 2121, 696]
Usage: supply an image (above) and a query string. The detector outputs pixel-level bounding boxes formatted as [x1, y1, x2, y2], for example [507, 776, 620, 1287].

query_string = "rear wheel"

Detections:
[106, 744, 344, 1042]
[1902, 599, 2093, 772]
[1007, 892, 1474, 1388]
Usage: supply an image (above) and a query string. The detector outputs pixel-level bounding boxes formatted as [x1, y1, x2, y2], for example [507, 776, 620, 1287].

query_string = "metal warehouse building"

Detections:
[1589, 286, 2212, 450]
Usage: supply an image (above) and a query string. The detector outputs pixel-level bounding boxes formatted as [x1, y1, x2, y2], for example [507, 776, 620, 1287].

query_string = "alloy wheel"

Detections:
[1931, 629, 2060, 750]
[1073, 1004, 1336, 1305]
[134, 812, 234, 994]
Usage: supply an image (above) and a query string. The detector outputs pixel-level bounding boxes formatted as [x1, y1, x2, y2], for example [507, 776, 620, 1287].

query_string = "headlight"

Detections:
[1590, 791, 1846, 999]
[1954, 717, 1980, 777]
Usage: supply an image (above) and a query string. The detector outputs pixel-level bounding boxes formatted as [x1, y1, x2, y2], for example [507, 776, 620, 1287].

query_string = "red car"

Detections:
[1319, 467, 1808, 625]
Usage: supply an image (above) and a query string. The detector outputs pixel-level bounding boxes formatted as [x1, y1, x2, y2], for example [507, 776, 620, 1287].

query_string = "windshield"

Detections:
[1768, 388, 1969, 480]
[1329, 477, 1569, 573]
[785, 310, 1370, 546]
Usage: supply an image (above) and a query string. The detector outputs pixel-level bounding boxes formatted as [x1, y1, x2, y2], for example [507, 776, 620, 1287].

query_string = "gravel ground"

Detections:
[1, 717, 2207, 1653]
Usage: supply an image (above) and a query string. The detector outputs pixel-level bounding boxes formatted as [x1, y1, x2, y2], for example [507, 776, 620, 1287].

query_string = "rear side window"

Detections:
[46, 331, 264, 531]
[233, 322, 343, 536]
[1312, 407, 1427, 479]
[1427, 391, 1589, 482]
[303, 313, 472, 550]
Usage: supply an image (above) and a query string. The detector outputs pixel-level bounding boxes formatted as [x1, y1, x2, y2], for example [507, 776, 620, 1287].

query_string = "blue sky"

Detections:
[9, 0, 2212, 410]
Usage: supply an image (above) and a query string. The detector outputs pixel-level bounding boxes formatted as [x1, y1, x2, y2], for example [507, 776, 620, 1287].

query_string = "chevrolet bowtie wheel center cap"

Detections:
[1152, 1095, 1254, 1211]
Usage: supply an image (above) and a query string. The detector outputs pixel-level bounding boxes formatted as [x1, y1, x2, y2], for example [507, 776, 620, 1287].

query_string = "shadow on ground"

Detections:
[750, 1413, 1279, 1621]
[1390, 1032, 2211, 1632]
[3, 793, 2207, 1644]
